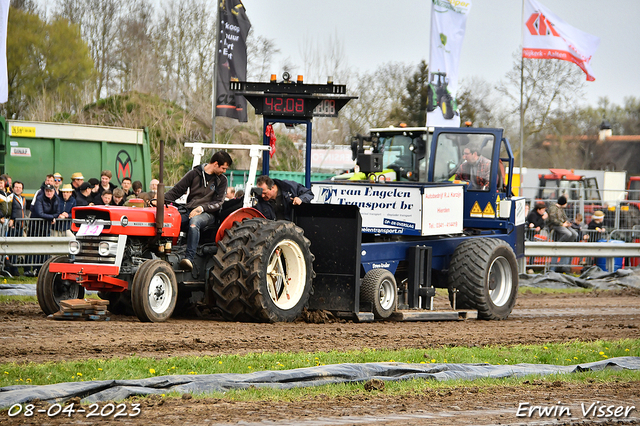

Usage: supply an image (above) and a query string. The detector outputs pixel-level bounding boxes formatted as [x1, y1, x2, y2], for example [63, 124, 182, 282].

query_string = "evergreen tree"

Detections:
[392, 60, 429, 127]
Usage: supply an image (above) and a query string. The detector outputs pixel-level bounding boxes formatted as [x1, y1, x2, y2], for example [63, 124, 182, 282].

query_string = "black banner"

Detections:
[216, 0, 251, 122]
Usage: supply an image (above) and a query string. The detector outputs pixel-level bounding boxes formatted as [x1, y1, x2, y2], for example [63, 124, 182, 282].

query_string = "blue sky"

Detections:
[241, 0, 639, 108]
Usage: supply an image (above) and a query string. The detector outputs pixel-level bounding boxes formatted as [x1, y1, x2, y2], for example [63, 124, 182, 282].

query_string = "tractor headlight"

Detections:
[69, 240, 81, 255]
[98, 242, 110, 256]
[98, 241, 118, 257]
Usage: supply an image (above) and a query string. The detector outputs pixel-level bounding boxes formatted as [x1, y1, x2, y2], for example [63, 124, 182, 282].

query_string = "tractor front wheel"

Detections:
[36, 256, 85, 315]
[448, 238, 518, 320]
[360, 269, 397, 319]
[426, 85, 436, 112]
[131, 259, 178, 322]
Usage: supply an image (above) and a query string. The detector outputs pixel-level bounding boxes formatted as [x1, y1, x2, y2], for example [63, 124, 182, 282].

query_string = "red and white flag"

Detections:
[522, 0, 600, 81]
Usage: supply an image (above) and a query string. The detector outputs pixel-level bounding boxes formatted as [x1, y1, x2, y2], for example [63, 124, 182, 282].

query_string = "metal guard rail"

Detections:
[524, 241, 640, 273]
[0, 237, 74, 255]
[2, 236, 640, 263]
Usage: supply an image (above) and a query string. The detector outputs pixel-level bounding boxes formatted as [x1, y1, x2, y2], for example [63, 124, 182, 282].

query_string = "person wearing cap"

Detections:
[88, 177, 100, 199]
[586, 210, 608, 241]
[71, 172, 85, 198]
[32, 174, 55, 202]
[547, 195, 578, 242]
[29, 183, 61, 275]
[75, 182, 94, 206]
[54, 184, 76, 237]
[31, 184, 60, 232]
[52, 173, 63, 193]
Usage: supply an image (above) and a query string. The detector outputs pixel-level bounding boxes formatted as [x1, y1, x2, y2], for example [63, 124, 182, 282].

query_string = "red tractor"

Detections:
[37, 143, 316, 323]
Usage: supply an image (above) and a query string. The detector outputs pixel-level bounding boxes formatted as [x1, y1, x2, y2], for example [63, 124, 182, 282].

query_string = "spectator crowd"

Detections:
[0, 170, 160, 277]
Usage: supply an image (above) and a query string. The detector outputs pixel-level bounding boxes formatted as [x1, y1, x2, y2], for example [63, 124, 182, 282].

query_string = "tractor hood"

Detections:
[71, 204, 181, 238]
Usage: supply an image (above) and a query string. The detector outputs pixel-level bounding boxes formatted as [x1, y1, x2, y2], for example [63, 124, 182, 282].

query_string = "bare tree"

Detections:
[112, 0, 156, 93]
[342, 62, 413, 135]
[496, 52, 586, 164]
[247, 30, 279, 82]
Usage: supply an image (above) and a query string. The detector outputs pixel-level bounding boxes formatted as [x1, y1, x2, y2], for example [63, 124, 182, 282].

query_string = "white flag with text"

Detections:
[0, 0, 9, 103]
[427, 0, 472, 127]
[523, 0, 600, 81]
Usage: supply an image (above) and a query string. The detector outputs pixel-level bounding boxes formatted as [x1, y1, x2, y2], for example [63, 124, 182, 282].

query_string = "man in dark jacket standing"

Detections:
[75, 182, 94, 206]
[255, 176, 314, 221]
[165, 151, 232, 270]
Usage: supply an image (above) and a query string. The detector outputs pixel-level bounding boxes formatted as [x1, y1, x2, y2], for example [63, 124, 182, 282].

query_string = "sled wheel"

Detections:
[426, 85, 436, 112]
[211, 218, 314, 322]
[36, 256, 85, 315]
[131, 259, 178, 322]
[448, 238, 518, 320]
[360, 269, 397, 319]
[442, 95, 455, 119]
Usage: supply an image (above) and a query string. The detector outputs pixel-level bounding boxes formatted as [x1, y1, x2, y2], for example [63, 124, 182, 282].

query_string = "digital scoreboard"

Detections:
[230, 74, 356, 119]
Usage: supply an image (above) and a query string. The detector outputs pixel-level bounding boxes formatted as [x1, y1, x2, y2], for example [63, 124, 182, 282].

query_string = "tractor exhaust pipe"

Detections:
[156, 139, 165, 235]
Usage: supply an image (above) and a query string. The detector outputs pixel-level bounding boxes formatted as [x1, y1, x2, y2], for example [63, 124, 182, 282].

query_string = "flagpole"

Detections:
[519, 0, 525, 196]
[211, 5, 220, 143]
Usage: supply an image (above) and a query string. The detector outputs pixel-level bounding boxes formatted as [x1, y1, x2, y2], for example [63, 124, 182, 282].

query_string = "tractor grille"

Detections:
[74, 209, 112, 230]
[75, 235, 119, 264]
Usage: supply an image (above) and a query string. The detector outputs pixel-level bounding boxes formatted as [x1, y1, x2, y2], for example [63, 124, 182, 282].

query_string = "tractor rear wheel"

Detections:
[131, 259, 178, 322]
[442, 95, 455, 119]
[448, 238, 518, 320]
[360, 268, 397, 319]
[37, 256, 85, 315]
[210, 218, 314, 322]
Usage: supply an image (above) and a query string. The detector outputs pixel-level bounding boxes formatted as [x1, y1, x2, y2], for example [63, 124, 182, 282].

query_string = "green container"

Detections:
[226, 170, 336, 189]
[0, 117, 152, 200]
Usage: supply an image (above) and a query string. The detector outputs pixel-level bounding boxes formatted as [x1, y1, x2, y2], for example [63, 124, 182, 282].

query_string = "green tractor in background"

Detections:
[426, 71, 457, 120]
[332, 126, 428, 183]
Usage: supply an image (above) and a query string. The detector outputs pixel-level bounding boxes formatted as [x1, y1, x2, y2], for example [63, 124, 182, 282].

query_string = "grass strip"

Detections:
[0, 286, 600, 304]
[1, 339, 637, 388]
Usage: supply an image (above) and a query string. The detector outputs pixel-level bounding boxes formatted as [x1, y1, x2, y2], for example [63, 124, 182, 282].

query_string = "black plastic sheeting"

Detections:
[520, 266, 640, 290]
[1, 357, 638, 408]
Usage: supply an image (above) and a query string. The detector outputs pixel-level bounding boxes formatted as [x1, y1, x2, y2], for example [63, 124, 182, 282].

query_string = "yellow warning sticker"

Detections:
[470, 201, 483, 217]
[11, 126, 36, 137]
[496, 195, 501, 217]
[483, 202, 496, 218]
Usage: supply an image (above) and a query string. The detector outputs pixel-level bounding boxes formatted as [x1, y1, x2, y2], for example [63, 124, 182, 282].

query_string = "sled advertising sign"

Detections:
[311, 183, 464, 236]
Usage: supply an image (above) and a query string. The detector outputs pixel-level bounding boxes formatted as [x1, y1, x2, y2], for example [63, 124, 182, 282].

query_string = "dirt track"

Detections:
[1, 290, 640, 425]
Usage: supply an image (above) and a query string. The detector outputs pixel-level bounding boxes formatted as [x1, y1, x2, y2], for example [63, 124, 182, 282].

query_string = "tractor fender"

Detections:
[215, 207, 265, 242]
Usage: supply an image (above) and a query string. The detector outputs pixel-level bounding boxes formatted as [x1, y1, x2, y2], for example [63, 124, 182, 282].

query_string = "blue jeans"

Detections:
[181, 210, 216, 261]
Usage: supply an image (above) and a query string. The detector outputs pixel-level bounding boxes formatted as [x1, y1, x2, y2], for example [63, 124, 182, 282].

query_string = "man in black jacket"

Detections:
[255, 176, 314, 221]
[165, 151, 232, 270]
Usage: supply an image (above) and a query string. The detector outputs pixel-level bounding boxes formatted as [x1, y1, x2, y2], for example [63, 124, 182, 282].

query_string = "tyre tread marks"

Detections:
[211, 219, 314, 322]
[448, 238, 518, 320]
